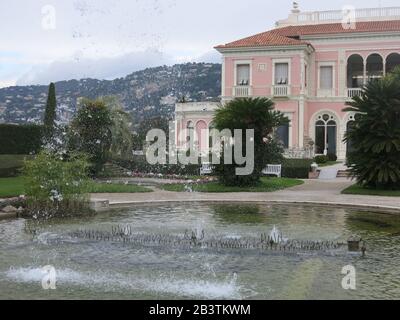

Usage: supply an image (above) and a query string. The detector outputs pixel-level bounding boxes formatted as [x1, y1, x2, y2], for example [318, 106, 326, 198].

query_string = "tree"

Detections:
[98, 96, 133, 158]
[43, 83, 57, 138]
[133, 116, 171, 150]
[213, 97, 288, 186]
[69, 99, 112, 175]
[344, 67, 400, 189]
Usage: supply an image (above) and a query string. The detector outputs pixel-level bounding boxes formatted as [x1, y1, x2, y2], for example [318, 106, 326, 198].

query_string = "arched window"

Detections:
[186, 121, 194, 142]
[366, 54, 384, 81]
[347, 54, 364, 88]
[315, 114, 337, 156]
[386, 53, 400, 74]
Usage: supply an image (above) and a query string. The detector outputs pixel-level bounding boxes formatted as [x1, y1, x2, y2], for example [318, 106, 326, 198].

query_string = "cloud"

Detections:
[16, 49, 175, 85]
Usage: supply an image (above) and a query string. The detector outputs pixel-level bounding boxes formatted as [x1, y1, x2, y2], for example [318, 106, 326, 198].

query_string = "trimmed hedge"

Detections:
[0, 124, 43, 155]
[314, 155, 328, 164]
[114, 155, 202, 176]
[282, 159, 313, 179]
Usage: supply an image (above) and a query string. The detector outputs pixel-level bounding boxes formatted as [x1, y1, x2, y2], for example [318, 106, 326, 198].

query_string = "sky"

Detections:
[0, 0, 398, 88]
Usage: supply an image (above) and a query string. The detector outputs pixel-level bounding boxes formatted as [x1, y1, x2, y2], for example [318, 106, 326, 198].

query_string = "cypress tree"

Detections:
[43, 82, 57, 136]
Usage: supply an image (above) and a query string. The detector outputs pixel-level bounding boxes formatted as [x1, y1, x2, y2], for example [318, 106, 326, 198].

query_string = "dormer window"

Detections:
[236, 64, 250, 86]
[274, 63, 289, 85]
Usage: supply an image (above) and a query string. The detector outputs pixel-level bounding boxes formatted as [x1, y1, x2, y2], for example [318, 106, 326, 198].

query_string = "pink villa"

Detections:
[174, 5, 400, 161]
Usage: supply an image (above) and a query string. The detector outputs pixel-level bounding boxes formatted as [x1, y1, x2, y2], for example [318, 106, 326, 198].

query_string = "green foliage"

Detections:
[327, 153, 338, 162]
[282, 159, 313, 179]
[212, 98, 288, 186]
[0, 124, 43, 155]
[344, 68, 400, 189]
[314, 155, 328, 164]
[43, 83, 57, 139]
[98, 96, 134, 158]
[23, 151, 93, 217]
[69, 99, 113, 175]
[133, 116, 171, 150]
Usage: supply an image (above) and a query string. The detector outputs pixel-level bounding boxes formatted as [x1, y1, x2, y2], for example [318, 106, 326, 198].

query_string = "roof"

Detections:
[215, 20, 400, 50]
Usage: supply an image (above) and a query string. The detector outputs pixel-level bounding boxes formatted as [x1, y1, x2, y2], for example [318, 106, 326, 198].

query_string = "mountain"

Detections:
[0, 63, 222, 129]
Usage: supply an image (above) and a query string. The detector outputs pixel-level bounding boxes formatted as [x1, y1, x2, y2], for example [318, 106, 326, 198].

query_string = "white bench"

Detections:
[200, 162, 213, 175]
[262, 164, 282, 178]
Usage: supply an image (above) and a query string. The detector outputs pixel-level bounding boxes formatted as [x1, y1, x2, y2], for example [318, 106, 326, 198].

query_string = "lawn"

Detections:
[0, 176, 25, 198]
[342, 184, 400, 197]
[0, 177, 152, 198]
[88, 182, 152, 193]
[160, 177, 303, 193]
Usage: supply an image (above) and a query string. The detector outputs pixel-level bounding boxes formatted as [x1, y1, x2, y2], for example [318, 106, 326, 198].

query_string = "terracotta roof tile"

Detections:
[215, 20, 400, 49]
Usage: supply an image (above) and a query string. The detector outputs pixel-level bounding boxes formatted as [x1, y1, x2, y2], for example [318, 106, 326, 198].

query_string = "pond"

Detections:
[1, 203, 400, 300]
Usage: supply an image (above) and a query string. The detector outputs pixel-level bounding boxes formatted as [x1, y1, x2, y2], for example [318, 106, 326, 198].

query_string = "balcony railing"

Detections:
[347, 88, 363, 98]
[277, 7, 400, 27]
[233, 86, 251, 97]
[273, 85, 290, 97]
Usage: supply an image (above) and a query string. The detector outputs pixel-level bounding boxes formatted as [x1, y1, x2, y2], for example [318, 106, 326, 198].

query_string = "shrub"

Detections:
[212, 98, 288, 187]
[22, 151, 94, 218]
[0, 167, 21, 178]
[114, 155, 201, 176]
[314, 155, 328, 164]
[282, 159, 313, 179]
[344, 68, 400, 189]
[0, 124, 43, 155]
[327, 153, 338, 162]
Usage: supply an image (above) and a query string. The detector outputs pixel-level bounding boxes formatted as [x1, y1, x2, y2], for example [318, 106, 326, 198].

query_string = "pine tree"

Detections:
[43, 83, 57, 136]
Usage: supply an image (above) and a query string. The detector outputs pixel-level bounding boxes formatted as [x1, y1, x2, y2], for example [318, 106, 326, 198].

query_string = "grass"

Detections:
[160, 177, 303, 193]
[342, 184, 400, 197]
[0, 176, 152, 198]
[0, 176, 25, 198]
[88, 182, 152, 193]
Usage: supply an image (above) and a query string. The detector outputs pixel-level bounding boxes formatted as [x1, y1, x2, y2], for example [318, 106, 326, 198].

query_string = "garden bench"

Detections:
[262, 164, 282, 178]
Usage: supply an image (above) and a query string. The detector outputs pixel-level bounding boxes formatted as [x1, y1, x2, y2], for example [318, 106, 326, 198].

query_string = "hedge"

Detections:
[0, 124, 43, 155]
[282, 159, 313, 179]
[114, 155, 202, 176]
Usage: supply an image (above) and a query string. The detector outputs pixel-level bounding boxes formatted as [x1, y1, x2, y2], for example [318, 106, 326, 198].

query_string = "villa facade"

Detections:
[174, 5, 400, 160]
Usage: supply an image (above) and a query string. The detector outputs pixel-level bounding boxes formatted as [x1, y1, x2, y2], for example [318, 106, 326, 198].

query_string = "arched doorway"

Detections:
[366, 54, 384, 81]
[276, 124, 289, 148]
[386, 53, 400, 74]
[315, 114, 337, 156]
[196, 120, 207, 152]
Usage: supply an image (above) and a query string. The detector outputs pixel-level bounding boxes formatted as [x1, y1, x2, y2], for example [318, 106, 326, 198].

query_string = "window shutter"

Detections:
[320, 66, 333, 89]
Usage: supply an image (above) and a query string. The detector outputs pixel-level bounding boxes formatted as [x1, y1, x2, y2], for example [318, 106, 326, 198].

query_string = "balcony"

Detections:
[347, 88, 363, 98]
[233, 86, 251, 97]
[277, 6, 400, 27]
[272, 85, 290, 97]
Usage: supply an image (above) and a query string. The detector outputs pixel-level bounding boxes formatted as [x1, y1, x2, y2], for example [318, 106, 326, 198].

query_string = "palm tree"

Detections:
[213, 97, 288, 186]
[344, 67, 400, 189]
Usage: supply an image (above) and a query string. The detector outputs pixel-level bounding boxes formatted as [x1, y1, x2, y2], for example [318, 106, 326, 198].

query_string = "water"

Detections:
[1, 203, 400, 300]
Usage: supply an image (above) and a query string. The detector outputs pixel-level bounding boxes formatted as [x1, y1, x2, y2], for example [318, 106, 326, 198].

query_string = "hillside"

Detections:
[0, 63, 222, 128]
